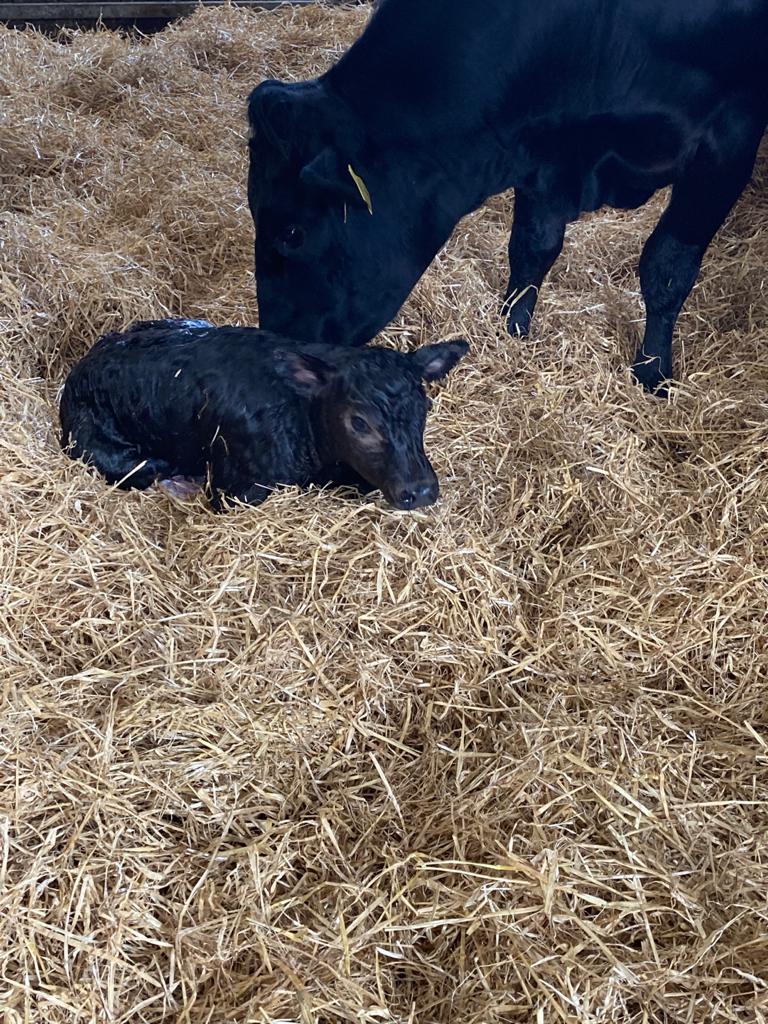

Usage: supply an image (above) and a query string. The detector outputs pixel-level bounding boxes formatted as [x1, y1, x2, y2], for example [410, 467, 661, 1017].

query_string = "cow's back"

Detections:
[330, 0, 768, 134]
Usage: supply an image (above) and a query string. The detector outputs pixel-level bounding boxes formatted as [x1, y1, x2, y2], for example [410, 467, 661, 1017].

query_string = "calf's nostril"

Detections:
[397, 489, 416, 508]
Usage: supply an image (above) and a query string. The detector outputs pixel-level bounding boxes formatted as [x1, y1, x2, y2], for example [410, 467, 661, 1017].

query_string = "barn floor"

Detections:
[2, 6, 768, 1022]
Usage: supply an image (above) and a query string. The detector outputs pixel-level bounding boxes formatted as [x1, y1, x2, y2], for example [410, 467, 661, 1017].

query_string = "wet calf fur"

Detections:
[59, 319, 468, 511]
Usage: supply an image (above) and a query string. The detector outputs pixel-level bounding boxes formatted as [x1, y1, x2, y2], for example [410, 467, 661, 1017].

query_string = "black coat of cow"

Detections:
[247, 0, 768, 392]
[60, 319, 468, 511]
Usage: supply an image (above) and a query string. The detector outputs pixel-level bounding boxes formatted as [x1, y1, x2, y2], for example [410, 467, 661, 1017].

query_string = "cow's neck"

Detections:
[326, 90, 532, 225]
[327, 0, 524, 144]
[325, 0, 535, 214]
[426, 127, 530, 218]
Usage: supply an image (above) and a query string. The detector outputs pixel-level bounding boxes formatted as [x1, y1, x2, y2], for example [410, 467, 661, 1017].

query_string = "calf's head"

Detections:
[248, 79, 454, 346]
[274, 339, 468, 510]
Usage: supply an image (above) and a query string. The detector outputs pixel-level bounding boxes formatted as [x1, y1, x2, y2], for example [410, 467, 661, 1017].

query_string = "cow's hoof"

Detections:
[505, 301, 533, 338]
[503, 287, 537, 338]
[506, 313, 531, 339]
[631, 356, 672, 397]
[158, 475, 202, 499]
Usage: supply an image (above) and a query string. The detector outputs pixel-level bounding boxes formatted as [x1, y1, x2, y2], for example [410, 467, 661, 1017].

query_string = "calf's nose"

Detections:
[395, 479, 439, 510]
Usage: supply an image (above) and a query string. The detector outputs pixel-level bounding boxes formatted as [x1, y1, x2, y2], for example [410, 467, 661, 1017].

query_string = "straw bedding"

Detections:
[1, 5, 767, 1022]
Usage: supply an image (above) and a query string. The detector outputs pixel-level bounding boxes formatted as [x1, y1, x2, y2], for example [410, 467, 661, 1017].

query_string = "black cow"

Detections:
[247, 0, 767, 392]
[59, 319, 468, 511]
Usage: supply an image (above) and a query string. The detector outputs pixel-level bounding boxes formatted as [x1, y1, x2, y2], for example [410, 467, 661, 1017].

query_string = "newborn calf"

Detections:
[60, 318, 467, 511]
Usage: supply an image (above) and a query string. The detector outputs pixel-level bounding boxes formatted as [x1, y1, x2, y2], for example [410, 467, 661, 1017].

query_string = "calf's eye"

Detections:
[350, 415, 370, 435]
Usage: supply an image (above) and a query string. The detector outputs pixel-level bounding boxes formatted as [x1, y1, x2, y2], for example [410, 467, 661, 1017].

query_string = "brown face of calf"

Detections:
[275, 340, 468, 509]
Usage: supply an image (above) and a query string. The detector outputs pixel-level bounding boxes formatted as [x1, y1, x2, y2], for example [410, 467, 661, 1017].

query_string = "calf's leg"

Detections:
[311, 463, 377, 497]
[504, 189, 568, 337]
[65, 431, 174, 490]
[633, 114, 764, 394]
[208, 433, 273, 512]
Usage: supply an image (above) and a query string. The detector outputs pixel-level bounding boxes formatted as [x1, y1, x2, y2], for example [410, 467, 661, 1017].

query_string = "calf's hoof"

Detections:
[631, 353, 673, 397]
[158, 475, 203, 499]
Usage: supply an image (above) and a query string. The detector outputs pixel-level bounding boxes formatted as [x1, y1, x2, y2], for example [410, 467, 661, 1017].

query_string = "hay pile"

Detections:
[2, 5, 768, 1022]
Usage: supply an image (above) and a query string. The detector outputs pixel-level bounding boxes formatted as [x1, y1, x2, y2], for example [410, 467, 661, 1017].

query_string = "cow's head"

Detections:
[274, 338, 469, 509]
[247, 78, 455, 346]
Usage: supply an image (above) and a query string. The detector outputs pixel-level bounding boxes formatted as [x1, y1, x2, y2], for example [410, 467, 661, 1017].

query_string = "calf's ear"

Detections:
[410, 339, 469, 382]
[274, 350, 338, 397]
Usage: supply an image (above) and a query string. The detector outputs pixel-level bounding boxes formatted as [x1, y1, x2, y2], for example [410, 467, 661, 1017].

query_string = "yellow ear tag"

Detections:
[348, 164, 373, 215]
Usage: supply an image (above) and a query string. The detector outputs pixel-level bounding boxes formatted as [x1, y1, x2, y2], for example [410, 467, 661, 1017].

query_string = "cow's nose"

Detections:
[395, 480, 439, 510]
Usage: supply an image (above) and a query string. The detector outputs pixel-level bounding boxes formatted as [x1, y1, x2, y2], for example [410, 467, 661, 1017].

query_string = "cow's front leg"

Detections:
[633, 109, 763, 395]
[504, 188, 568, 337]
[632, 226, 700, 394]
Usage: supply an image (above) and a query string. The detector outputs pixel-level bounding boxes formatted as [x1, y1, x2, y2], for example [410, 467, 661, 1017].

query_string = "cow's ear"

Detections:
[300, 148, 369, 207]
[248, 79, 301, 153]
[274, 349, 338, 397]
[410, 339, 470, 382]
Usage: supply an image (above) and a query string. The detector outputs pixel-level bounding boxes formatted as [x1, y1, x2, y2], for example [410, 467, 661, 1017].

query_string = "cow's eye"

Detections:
[277, 225, 305, 252]
[350, 415, 370, 435]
